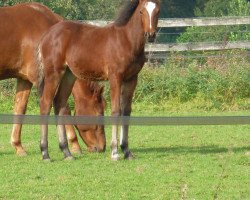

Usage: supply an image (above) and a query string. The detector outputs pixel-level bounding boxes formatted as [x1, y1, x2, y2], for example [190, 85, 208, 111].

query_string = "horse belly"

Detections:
[0, 38, 22, 78]
[78, 70, 107, 81]
[69, 57, 108, 81]
[0, 68, 19, 79]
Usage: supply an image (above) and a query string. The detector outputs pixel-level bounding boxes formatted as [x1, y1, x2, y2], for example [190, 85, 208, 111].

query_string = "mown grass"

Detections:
[0, 122, 249, 200]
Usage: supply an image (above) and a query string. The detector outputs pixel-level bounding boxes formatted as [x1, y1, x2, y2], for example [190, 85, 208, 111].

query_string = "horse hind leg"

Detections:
[53, 70, 76, 160]
[40, 67, 68, 161]
[11, 79, 32, 156]
[120, 77, 138, 160]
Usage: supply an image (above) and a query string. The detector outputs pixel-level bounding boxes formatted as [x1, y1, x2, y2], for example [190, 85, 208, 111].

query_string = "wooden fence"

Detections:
[83, 16, 250, 55]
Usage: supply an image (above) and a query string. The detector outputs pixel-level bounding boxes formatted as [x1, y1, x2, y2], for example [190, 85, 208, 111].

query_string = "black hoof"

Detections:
[124, 151, 134, 160]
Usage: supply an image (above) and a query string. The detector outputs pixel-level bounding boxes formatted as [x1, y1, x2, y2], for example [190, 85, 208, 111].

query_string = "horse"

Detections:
[38, 0, 160, 161]
[0, 3, 106, 156]
[66, 80, 106, 153]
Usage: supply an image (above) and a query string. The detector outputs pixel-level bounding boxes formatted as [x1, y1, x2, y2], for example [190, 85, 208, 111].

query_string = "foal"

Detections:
[38, 0, 160, 160]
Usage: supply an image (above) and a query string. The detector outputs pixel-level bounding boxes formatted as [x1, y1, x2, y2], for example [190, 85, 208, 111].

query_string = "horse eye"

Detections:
[140, 10, 143, 14]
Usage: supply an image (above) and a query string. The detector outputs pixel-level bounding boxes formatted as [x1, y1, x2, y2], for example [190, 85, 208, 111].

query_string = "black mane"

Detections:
[114, 0, 139, 26]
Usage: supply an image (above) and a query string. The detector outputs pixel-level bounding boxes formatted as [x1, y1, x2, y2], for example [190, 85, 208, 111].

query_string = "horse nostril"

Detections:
[149, 32, 156, 37]
[145, 32, 156, 38]
[146, 32, 156, 43]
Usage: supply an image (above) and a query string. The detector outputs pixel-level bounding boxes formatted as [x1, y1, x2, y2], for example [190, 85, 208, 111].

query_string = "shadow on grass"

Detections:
[133, 145, 250, 155]
[0, 150, 15, 156]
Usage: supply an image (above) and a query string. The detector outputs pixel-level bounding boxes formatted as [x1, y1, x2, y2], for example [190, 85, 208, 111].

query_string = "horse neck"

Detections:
[123, 9, 145, 54]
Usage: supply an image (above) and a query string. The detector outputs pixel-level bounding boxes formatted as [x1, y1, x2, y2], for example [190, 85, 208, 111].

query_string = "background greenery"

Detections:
[0, 0, 249, 111]
[1, 0, 249, 43]
[1, 51, 249, 114]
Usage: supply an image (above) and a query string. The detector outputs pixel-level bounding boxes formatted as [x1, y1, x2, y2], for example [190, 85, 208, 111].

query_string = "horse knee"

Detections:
[111, 111, 121, 117]
[122, 108, 132, 116]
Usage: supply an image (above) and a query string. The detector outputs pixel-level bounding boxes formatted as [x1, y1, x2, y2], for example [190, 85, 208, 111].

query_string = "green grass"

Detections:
[0, 119, 249, 199]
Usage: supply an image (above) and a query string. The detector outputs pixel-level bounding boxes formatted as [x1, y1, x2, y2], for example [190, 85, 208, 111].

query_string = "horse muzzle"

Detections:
[87, 144, 106, 153]
[145, 32, 156, 43]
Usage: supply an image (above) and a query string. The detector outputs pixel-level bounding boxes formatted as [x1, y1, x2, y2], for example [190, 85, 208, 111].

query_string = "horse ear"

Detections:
[99, 85, 104, 95]
[93, 85, 104, 102]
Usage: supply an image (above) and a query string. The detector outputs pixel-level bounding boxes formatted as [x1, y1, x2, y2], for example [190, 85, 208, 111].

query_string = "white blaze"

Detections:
[145, 2, 156, 29]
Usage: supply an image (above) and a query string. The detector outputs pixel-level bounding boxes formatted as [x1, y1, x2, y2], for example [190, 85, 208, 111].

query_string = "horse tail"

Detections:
[36, 42, 45, 97]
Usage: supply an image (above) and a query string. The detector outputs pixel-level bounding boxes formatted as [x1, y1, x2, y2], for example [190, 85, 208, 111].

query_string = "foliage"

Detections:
[177, 0, 250, 43]
[0, 0, 249, 112]
[1, 50, 249, 113]
[73, 0, 123, 20]
[133, 50, 250, 111]
[0, 0, 123, 20]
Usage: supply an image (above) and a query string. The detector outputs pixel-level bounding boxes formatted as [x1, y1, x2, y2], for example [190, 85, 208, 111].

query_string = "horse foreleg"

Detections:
[65, 126, 82, 154]
[109, 74, 122, 161]
[11, 79, 32, 156]
[120, 76, 138, 160]
[64, 105, 82, 154]
[53, 70, 76, 160]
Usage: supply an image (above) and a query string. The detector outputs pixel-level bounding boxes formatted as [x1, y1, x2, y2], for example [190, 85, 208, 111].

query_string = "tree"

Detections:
[73, 0, 122, 20]
[0, 0, 123, 20]
[177, 0, 250, 43]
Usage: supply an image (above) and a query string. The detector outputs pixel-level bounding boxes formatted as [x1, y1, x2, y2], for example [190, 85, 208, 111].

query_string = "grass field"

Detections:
[0, 76, 249, 199]
[0, 111, 249, 200]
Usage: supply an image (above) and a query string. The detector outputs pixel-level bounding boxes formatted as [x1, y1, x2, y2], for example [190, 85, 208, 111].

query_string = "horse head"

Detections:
[74, 82, 106, 152]
[139, 0, 160, 42]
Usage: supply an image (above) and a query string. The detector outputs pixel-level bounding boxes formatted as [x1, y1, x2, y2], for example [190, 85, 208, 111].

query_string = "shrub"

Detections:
[133, 49, 250, 111]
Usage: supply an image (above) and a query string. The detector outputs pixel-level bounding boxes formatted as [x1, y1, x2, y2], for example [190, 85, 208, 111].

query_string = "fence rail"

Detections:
[83, 16, 250, 54]
[83, 16, 250, 27]
[158, 16, 250, 27]
[0, 115, 249, 126]
[146, 41, 250, 52]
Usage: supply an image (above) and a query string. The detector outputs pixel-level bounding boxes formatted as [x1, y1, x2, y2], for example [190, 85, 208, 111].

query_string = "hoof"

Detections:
[71, 148, 82, 155]
[43, 158, 51, 162]
[16, 150, 28, 157]
[111, 153, 120, 161]
[124, 151, 134, 160]
[64, 156, 75, 161]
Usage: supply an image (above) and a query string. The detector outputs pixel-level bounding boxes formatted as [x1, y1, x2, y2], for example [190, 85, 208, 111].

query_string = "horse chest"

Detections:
[123, 53, 145, 80]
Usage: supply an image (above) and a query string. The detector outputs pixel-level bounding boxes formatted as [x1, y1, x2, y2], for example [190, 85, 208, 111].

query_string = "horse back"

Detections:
[40, 20, 145, 81]
[0, 3, 62, 81]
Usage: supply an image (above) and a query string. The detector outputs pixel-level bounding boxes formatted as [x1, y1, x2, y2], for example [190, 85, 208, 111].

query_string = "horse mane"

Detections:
[114, 0, 139, 26]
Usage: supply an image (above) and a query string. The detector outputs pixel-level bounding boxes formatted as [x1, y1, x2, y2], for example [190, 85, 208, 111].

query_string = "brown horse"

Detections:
[0, 3, 105, 155]
[38, 0, 160, 161]
[66, 80, 106, 153]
